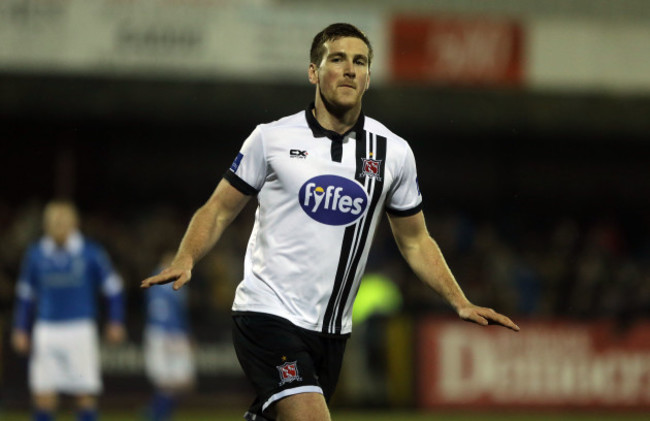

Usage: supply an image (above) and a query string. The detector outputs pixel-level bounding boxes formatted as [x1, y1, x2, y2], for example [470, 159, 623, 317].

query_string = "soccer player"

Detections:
[11, 200, 126, 421]
[143, 251, 196, 421]
[141, 23, 520, 421]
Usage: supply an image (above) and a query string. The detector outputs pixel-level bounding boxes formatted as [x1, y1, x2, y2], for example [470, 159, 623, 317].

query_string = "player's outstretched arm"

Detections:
[388, 211, 519, 332]
[141, 178, 251, 291]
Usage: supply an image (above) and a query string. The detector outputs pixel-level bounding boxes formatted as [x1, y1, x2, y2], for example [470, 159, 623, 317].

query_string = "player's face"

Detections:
[309, 36, 371, 112]
[44, 205, 78, 245]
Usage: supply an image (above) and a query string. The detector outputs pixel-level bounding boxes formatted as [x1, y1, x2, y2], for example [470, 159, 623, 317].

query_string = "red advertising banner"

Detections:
[418, 318, 650, 409]
[391, 16, 524, 86]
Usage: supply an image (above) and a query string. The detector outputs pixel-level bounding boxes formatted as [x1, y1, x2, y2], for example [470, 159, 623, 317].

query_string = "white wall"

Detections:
[2, 0, 650, 94]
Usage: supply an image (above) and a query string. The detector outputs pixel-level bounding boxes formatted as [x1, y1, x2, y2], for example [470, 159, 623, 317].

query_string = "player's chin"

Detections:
[332, 95, 362, 110]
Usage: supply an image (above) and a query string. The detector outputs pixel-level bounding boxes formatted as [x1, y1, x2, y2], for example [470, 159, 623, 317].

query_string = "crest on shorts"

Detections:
[277, 361, 302, 386]
[360, 158, 382, 181]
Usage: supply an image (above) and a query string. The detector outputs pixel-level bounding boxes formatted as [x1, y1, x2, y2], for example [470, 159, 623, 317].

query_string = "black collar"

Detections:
[305, 103, 365, 143]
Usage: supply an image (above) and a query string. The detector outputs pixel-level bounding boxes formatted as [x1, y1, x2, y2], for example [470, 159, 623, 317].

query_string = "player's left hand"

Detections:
[105, 322, 127, 344]
[11, 330, 30, 355]
[457, 304, 520, 331]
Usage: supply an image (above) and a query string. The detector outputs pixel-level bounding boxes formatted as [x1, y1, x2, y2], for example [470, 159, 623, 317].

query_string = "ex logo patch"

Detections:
[277, 361, 302, 385]
[290, 149, 308, 159]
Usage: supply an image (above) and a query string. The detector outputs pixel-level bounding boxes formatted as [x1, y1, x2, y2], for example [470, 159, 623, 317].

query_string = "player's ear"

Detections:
[365, 70, 371, 91]
[308, 63, 319, 85]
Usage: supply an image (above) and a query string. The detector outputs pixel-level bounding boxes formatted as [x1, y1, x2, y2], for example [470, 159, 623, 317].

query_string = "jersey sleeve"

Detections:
[15, 247, 37, 302]
[91, 244, 125, 323]
[223, 125, 267, 195]
[92, 246, 123, 297]
[385, 142, 423, 216]
[13, 248, 37, 331]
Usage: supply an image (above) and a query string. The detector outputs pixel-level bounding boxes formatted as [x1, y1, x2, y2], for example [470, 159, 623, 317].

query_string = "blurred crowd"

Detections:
[1, 198, 649, 336]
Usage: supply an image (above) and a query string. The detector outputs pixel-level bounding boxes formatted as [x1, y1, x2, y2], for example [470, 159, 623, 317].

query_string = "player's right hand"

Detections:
[105, 322, 127, 345]
[141, 266, 192, 291]
[11, 330, 30, 355]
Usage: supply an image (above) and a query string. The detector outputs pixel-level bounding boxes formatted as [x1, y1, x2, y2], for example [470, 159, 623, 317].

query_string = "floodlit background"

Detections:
[2, 0, 650, 419]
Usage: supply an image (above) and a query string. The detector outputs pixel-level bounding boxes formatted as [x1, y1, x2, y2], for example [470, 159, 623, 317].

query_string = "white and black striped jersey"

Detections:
[225, 104, 422, 335]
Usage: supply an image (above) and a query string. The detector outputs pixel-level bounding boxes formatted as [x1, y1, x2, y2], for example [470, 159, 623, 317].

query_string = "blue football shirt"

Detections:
[14, 231, 124, 327]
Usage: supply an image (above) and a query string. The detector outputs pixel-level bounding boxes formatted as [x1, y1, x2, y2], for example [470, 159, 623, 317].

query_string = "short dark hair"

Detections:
[310, 23, 373, 67]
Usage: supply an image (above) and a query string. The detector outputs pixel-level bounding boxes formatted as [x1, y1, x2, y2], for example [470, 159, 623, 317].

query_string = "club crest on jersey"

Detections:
[360, 158, 382, 181]
[277, 361, 302, 386]
[298, 175, 368, 226]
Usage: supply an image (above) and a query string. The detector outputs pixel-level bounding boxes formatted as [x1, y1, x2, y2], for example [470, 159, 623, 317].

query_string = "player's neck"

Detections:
[312, 98, 361, 135]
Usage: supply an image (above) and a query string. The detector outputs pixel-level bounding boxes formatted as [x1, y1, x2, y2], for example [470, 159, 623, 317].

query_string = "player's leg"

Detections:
[271, 331, 346, 421]
[233, 313, 333, 421]
[144, 328, 175, 421]
[29, 323, 59, 421]
[32, 392, 58, 421]
[75, 394, 98, 421]
[62, 322, 101, 421]
[274, 392, 331, 421]
[144, 329, 196, 421]
[148, 388, 177, 421]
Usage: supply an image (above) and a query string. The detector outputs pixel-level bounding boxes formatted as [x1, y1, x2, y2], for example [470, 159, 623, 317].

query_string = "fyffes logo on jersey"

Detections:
[299, 175, 368, 226]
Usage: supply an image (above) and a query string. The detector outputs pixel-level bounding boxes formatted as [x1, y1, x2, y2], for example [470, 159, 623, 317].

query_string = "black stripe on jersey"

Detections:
[322, 133, 366, 333]
[223, 170, 259, 196]
[323, 132, 387, 334]
[332, 135, 386, 332]
[330, 140, 343, 162]
[323, 223, 357, 334]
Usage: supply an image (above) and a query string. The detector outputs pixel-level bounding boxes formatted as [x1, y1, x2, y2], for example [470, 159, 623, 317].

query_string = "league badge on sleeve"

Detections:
[230, 153, 244, 173]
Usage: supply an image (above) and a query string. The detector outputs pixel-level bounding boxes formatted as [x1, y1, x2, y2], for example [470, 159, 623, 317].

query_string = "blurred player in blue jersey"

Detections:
[11, 200, 126, 421]
[143, 251, 196, 421]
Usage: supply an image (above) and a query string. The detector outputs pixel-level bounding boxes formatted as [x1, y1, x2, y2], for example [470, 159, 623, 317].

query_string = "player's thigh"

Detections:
[62, 322, 102, 394]
[143, 329, 168, 382]
[145, 329, 195, 388]
[232, 313, 323, 415]
[274, 392, 330, 421]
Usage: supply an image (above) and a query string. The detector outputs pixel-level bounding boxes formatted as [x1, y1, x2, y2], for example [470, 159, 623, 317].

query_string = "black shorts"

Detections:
[232, 312, 348, 420]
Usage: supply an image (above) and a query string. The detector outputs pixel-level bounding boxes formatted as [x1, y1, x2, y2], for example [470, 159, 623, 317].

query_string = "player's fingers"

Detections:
[493, 316, 520, 331]
[482, 309, 520, 331]
[140, 275, 161, 288]
[459, 309, 488, 326]
[172, 276, 189, 291]
[140, 272, 179, 288]
[470, 314, 489, 326]
[172, 269, 192, 291]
